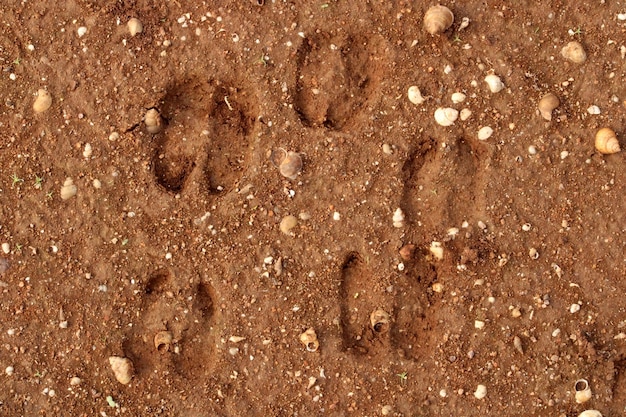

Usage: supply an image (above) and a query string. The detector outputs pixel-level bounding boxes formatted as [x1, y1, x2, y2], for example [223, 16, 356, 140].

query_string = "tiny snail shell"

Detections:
[538, 93, 560, 121]
[561, 41, 587, 64]
[423, 5, 454, 35]
[392, 208, 405, 228]
[108, 356, 134, 385]
[574, 379, 592, 404]
[484, 74, 504, 93]
[60, 178, 77, 200]
[451, 92, 466, 103]
[144, 108, 162, 134]
[33, 89, 52, 113]
[127, 18, 143, 36]
[407, 86, 425, 105]
[595, 128, 621, 154]
[578, 411, 602, 417]
[299, 328, 319, 352]
[434, 107, 458, 127]
[279, 151, 303, 180]
[154, 330, 174, 353]
[370, 309, 390, 333]
[474, 384, 487, 399]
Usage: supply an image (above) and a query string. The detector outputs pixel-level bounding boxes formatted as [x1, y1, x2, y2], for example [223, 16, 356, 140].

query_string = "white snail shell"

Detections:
[434, 107, 458, 126]
[392, 208, 405, 228]
[561, 41, 587, 64]
[451, 92, 466, 103]
[574, 379, 592, 404]
[578, 411, 602, 417]
[60, 178, 77, 200]
[538, 93, 560, 121]
[154, 330, 174, 353]
[108, 356, 134, 385]
[127, 18, 143, 36]
[595, 128, 620, 154]
[423, 5, 454, 35]
[33, 89, 52, 113]
[407, 86, 425, 105]
[370, 309, 390, 333]
[145, 108, 162, 134]
[484, 74, 504, 93]
[299, 328, 319, 352]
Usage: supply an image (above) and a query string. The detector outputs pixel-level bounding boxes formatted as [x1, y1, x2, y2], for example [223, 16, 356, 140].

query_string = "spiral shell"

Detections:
[145, 108, 162, 134]
[423, 5, 454, 35]
[595, 128, 621, 154]
[538, 93, 560, 121]
[299, 328, 319, 352]
[484, 74, 504, 93]
[434, 107, 458, 126]
[561, 41, 587, 64]
[574, 379, 592, 404]
[154, 330, 173, 353]
[33, 89, 52, 113]
[370, 309, 390, 333]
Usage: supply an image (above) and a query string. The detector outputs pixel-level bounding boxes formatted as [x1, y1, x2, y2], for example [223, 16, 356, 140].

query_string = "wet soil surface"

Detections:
[1, 1, 625, 416]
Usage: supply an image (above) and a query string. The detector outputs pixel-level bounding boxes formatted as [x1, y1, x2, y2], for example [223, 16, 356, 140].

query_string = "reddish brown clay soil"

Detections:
[1, 1, 626, 416]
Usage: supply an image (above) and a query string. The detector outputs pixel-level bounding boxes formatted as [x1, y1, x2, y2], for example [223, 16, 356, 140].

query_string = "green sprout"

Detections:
[34, 175, 44, 189]
[570, 27, 583, 35]
[257, 53, 268, 67]
[397, 371, 408, 384]
[453, 34, 462, 43]
[10, 173, 23, 188]
[46, 191, 53, 200]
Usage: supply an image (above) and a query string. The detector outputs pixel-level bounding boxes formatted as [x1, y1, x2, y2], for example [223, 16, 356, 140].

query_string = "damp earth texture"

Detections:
[0, 1, 625, 416]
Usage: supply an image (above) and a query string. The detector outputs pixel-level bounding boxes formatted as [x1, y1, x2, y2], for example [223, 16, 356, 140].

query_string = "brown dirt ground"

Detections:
[1, 1, 625, 416]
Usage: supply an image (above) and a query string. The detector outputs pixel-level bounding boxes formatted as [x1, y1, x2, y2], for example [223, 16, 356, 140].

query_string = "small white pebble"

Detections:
[521, 223, 531, 231]
[460, 108, 472, 121]
[108, 132, 119, 141]
[5, 366, 14, 376]
[77, 26, 87, 37]
[229, 347, 239, 356]
[552, 328, 561, 337]
[382, 143, 393, 155]
[7, 328, 16, 335]
[48, 389, 56, 397]
[1, 243, 9, 254]
[477, 220, 487, 230]
[528, 145, 537, 155]
[477, 126, 493, 140]
[333, 212, 341, 221]
[165, 252, 172, 260]
[587, 105, 601, 115]
[474, 320, 485, 329]
[570, 303, 581, 314]
[381, 405, 393, 416]
[560, 150, 569, 160]
[70, 376, 82, 386]
[59, 321, 68, 329]
[92, 179, 102, 189]
[618, 13, 626, 20]
[474, 384, 487, 399]
[451, 92, 466, 103]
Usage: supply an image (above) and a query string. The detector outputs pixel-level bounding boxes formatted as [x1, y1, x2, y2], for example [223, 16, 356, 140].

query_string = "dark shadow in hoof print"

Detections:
[122, 268, 218, 379]
[294, 33, 385, 131]
[392, 255, 439, 361]
[400, 136, 486, 232]
[339, 252, 393, 356]
[151, 77, 257, 195]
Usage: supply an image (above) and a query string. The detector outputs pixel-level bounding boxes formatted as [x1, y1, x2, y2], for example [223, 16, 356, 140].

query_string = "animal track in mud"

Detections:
[122, 268, 218, 379]
[339, 250, 441, 360]
[294, 33, 385, 131]
[151, 77, 257, 194]
[339, 252, 393, 355]
[400, 136, 486, 232]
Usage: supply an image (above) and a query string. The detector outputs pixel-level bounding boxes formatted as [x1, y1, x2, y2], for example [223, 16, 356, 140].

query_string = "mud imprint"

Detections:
[294, 33, 385, 131]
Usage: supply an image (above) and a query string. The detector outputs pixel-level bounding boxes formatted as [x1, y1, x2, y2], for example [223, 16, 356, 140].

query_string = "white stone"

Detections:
[1, 243, 9, 254]
[587, 105, 601, 115]
[474, 384, 487, 399]
[451, 92, 466, 103]
[570, 303, 581, 313]
[484, 74, 504, 93]
[460, 108, 472, 121]
[477, 126, 493, 140]
[77, 27, 87, 38]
